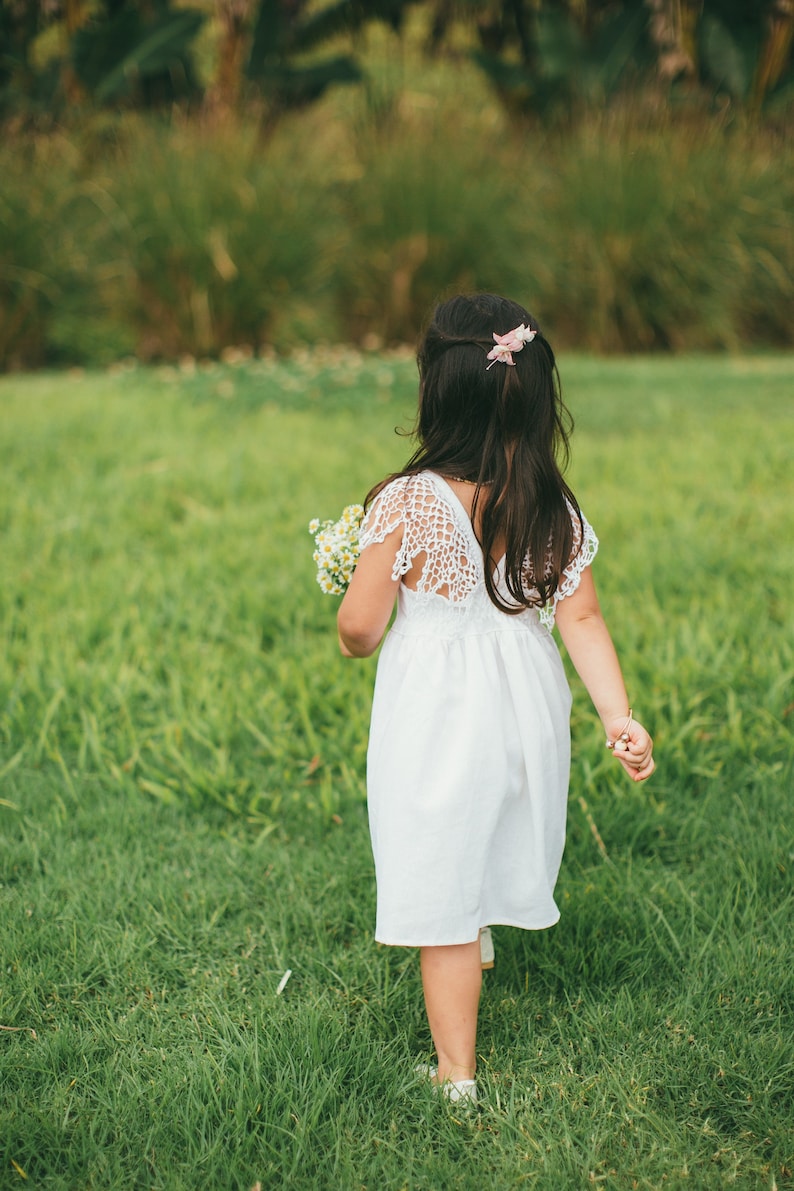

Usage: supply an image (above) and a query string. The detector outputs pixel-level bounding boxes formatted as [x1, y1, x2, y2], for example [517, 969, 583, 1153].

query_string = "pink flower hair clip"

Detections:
[486, 323, 537, 369]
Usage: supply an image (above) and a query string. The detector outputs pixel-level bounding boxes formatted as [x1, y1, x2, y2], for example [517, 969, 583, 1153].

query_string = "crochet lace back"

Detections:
[360, 473, 480, 602]
[359, 472, 597, 630]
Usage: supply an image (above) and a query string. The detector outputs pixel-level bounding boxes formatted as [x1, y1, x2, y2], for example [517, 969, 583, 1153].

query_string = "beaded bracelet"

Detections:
[606, 709, 633, 750]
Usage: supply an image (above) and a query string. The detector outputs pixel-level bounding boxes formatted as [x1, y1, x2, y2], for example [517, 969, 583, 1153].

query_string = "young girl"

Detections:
[337, 293, 654, 1105]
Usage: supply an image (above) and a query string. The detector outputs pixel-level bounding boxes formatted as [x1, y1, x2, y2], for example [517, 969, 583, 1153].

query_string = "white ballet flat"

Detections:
[444, 1078, 478, 1105]
[415, 1064, 479, 1105]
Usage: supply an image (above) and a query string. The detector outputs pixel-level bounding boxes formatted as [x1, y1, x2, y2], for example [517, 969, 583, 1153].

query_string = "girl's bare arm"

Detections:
[554, 568, 654, 781]
[337, 528, 402, 658]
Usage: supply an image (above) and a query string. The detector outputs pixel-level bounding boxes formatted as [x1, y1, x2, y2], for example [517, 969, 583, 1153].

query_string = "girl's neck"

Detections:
[443, 474, 491, 485]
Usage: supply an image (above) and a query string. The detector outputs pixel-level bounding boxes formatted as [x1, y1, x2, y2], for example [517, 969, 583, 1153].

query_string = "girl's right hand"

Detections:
[606, 716, 655, 782]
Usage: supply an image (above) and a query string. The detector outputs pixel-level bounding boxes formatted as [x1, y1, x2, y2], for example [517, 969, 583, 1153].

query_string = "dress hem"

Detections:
[374, 913, 561, 948]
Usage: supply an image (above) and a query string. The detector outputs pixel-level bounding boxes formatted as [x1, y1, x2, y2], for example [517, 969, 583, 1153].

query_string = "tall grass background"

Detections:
[1, 52, 792, 369]
[1, 352, 792, 1187]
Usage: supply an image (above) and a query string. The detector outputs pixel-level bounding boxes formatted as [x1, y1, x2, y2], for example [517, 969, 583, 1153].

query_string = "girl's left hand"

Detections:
[606, 717, 655, 782]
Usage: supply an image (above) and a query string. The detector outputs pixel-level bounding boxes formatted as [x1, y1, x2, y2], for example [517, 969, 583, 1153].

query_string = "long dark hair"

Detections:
[368, 293, 583, 614]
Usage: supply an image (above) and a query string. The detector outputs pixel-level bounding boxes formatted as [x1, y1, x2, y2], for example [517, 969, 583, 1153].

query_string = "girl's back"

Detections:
[361, 470, 596, 634]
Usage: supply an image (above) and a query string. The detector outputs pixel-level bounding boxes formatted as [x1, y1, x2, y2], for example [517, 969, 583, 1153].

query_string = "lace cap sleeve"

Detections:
[538, 506, 598, 631]
[358, 477, 412, 581]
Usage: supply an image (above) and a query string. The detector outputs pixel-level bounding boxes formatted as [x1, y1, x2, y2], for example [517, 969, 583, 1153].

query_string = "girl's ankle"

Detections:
[434, 1061, 476, 1084]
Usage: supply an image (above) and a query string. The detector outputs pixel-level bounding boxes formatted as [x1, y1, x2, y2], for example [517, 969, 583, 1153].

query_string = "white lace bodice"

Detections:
[359, 471, 597, 632]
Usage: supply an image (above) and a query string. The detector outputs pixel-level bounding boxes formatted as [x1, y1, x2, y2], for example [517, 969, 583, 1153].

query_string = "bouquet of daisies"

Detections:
[308, 504, 364, 595]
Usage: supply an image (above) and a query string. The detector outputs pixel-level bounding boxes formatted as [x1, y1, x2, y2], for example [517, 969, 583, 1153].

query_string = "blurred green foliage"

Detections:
[0, 112, 791, 368]
[0, 3, 791, 368]
[1, 2, 791, 124]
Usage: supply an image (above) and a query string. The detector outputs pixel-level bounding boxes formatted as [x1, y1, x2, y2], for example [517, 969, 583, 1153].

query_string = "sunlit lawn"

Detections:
[1, 352, 792, 1189]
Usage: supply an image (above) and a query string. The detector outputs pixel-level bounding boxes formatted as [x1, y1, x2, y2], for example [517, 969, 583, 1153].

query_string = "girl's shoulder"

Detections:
[360, 472, 440, 549]
[564, 497, 597, 554]
[367, 471, 439, 512]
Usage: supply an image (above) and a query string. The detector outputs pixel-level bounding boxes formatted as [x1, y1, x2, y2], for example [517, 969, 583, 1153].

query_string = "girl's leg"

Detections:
[420, 941, 481, 1083]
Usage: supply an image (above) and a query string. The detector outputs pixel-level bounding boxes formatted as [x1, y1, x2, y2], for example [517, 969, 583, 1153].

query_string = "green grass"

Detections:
[1, 353, 793, 1189]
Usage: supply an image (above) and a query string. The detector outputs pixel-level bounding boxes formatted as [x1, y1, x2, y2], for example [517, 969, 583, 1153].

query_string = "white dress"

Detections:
[360, 471, 598, 947]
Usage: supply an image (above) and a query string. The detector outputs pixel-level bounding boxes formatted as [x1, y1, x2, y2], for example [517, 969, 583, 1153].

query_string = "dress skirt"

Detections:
[366, 587, 572, 947]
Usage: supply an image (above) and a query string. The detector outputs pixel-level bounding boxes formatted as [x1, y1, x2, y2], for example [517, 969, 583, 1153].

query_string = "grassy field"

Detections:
[1, 352, 793, 1189]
